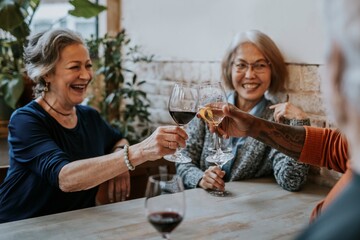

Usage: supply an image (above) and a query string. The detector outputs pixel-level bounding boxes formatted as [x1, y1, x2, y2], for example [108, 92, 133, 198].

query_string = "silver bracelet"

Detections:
[124, 144, 135, 171]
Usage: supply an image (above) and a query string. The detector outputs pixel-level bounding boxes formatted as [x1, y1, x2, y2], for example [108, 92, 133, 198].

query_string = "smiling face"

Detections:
[231, 42, 271, 111]
[45, 43, 93, 108]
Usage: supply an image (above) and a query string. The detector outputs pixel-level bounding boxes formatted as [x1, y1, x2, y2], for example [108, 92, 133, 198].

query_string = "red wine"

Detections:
[169, 111, 196, 126]
[148, 211, 183, 234]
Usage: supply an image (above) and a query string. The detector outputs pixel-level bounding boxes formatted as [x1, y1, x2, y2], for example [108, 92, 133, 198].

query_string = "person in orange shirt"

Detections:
[213, 103, 349, 222]
[207, 0, 360, 238]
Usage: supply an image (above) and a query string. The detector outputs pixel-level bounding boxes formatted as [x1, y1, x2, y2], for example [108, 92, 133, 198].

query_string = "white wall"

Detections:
[122, 0, 326, 64]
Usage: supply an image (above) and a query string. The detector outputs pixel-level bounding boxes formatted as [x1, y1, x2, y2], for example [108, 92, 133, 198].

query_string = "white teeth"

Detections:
[71, 85, 86, 89]
[243, 83, 258, 89]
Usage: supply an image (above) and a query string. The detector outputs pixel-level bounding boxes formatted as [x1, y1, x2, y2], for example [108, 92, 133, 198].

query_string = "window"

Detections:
[31, 1, 97, 39]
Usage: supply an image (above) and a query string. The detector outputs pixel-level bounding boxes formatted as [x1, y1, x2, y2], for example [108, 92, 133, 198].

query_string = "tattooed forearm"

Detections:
[255, 121, 306, 160]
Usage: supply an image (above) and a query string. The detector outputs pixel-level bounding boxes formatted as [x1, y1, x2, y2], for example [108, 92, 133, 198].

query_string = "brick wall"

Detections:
[132, 61, 330, 128]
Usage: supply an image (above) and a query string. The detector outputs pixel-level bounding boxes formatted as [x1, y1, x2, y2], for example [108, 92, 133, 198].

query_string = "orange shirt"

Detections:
[299, 126, 350, 221]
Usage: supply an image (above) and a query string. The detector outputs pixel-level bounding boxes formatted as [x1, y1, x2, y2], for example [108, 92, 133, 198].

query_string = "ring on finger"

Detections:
[168, 141, 171, 149]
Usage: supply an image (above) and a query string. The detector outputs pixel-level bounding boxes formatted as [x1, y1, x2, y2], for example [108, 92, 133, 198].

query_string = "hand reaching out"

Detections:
[200, 103, 254, 139]
[269, 102, 308, 123]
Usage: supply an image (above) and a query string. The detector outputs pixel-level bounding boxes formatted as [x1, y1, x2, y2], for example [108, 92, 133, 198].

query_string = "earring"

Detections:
[44, 82, 49, 92]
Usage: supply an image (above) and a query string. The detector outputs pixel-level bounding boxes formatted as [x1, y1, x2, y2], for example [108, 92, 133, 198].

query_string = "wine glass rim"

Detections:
[173, 81, 196, 87]
[200, 81, 223, 85]
[199, 82, 226, 92]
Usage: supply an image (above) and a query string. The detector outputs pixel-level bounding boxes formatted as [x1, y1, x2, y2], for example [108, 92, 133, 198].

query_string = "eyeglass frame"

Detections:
[232, 59, 271, 74]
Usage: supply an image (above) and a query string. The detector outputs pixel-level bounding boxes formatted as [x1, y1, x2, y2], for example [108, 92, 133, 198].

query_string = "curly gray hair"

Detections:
[24, 28, 85, 97]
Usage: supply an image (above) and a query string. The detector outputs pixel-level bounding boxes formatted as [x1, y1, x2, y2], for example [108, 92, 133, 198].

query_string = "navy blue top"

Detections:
[0, 101, 122, 223]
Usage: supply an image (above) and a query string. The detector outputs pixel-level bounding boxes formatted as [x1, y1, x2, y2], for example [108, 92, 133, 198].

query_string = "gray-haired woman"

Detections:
[0, 28, 187, 223]
[176, 30, 310, 192]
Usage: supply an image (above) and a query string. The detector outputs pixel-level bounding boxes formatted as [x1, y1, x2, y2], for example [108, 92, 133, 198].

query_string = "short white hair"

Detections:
[325, 0, 360, 114]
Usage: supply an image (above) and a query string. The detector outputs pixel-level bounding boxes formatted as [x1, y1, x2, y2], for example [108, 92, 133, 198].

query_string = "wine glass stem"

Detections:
[175, 125, 187, 155]
[214, 130, 224, 156]
[174, 146, 182, 157]
[162, 233, 170, 239]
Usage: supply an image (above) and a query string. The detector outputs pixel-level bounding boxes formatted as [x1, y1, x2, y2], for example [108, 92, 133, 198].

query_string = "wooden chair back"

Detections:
[0, 166, 8, 184]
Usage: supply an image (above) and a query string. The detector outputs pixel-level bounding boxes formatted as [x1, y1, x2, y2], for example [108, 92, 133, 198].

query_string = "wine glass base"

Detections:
[164, 154, 192, 163]
[208, 147, 232, 154]
[161, 233, 170, 239]
[207, 189, 232, 197]
[206, 152, 234, 164]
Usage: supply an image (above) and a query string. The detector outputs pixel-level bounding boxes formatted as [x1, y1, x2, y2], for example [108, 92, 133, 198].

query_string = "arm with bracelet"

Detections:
[96, 139, 131, 204]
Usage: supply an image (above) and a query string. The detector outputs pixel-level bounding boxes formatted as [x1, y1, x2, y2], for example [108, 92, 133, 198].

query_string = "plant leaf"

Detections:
[68, 0, 107, 19]
[3, 73, 24, 109]
[0, 1, 26, 31]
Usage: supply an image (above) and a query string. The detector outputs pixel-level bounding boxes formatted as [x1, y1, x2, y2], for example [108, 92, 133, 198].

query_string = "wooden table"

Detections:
[0, 178, 330, 240]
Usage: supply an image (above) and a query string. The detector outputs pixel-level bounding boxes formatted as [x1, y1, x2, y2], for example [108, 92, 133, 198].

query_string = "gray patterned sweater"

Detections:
[176, 100, 310, 191]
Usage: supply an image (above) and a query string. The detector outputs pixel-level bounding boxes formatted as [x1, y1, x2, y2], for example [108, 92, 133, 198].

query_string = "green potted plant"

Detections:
[0, 38, 25, 119]
[87, 30, 154, 144]
[0, 0, 39, 120]
[0, 0, 106, 120]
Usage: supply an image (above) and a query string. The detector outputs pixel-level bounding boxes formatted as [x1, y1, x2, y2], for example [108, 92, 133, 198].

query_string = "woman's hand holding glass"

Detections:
[136, 126, 188, 161]
[198, 166, 226, 191]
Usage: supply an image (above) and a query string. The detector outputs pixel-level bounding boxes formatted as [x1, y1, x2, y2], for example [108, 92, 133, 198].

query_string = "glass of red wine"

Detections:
[145, 174, 185, 239]
[164, 82, 198, 163]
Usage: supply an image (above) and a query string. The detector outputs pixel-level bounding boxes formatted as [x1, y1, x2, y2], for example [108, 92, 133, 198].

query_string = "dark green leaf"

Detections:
[0, 1, 24, 31]
[138, 80, 146, 86]
[68, 0, 106, 19]
[3, 73, 24, 109]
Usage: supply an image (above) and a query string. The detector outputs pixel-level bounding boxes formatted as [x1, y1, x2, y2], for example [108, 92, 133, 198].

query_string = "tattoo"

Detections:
[256, 121, 305, 160]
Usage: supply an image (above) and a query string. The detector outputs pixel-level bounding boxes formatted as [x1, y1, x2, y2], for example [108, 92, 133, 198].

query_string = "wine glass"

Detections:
[208, 133, 232, 154]
[145, 174, 185, 239]
[198, 82, 234, 163]
[163, 82, 198, 163]
[198, 82, 234, 196]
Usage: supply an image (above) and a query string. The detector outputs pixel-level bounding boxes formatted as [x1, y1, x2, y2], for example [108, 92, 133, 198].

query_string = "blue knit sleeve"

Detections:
[176, 118, 208, 189]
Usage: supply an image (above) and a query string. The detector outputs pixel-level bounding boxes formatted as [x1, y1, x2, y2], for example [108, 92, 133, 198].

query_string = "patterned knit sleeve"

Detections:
[175, 118, 207, 189]
[270, 150, 309, 191]
[271, 118, 310, 191]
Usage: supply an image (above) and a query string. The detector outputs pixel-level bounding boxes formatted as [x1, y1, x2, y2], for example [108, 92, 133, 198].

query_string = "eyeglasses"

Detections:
[233, 60, 271, 74]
